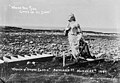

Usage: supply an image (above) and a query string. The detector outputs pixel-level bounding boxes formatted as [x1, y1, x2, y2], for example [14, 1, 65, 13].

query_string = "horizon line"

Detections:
[1, 25, 119, 34]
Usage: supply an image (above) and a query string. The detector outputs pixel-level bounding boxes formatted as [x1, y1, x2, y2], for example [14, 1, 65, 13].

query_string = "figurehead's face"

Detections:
[68, 14, 76, 22]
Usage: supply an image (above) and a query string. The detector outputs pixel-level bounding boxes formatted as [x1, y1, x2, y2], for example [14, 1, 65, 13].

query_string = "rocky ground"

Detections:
[0, 31, 120, 83]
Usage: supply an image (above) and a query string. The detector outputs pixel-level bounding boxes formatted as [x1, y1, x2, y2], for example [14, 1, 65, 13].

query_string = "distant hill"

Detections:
[0, 26, 22, 32]
[0, 26, 63, 33]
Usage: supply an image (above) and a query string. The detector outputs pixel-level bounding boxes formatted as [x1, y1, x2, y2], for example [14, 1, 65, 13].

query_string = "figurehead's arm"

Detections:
[77, 24, 86, 41]
[64, 23, 71, 36]
[77, 24, 83, 34]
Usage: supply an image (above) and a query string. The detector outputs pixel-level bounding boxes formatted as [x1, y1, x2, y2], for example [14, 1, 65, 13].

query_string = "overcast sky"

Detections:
[0, 0, 120, 33]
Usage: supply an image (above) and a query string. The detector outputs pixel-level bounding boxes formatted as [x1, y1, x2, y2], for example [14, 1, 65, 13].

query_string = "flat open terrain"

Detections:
[0, 29, 120, 83]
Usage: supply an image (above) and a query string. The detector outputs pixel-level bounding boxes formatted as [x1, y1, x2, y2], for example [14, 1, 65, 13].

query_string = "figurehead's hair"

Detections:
[68, 14, 76, 22]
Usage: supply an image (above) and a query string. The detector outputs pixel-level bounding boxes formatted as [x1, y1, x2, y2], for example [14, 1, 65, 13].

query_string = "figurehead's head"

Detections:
[68, 14, 76, 22]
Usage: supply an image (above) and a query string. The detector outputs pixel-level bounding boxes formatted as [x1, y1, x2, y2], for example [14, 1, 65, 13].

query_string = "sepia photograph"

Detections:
[0, 0, 120, 83]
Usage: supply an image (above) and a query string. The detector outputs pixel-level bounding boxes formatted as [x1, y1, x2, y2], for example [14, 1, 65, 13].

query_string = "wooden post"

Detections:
[63, 52, 65, 67]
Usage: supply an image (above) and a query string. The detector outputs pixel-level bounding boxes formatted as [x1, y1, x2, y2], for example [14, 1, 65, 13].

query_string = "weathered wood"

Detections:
[63, 52, 65, 67]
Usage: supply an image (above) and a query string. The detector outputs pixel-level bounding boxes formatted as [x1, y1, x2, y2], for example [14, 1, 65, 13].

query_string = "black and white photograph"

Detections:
[0, 0, 120, 83]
